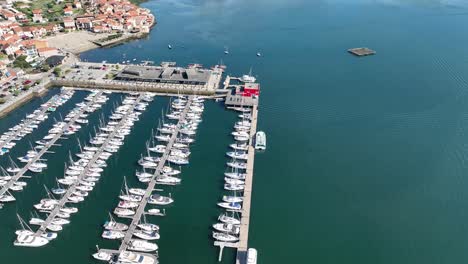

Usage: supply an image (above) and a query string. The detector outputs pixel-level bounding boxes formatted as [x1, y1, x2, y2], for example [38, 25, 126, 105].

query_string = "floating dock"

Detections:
[214, 104, 259, 264]
[0, 92, 103, 199]
[35, 95, 144, 236]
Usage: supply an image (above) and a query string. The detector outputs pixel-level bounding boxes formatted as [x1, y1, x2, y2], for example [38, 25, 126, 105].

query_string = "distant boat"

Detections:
[256, 52, 261, 57]
[168, 44, 172, 49]
[224, 46, 229, 55]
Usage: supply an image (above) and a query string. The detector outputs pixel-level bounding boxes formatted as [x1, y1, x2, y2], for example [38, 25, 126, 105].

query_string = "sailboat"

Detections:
[137, 214, 159, 232]
[119, 176, 143, 202]
[15, 214, 57, 240]
[218, 212, 241, 225]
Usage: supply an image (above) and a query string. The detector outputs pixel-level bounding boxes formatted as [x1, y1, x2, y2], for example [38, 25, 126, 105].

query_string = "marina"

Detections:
[33, 93, 148, 240]
[0, 91, 106, 204]
[0, 90, 75, 156]
[0, 60, 262, 264]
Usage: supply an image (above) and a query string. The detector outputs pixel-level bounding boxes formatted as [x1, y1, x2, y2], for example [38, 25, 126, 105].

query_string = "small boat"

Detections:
[147, 208, 165, 216]
[222, 195, 243, 203]
[255, 131, 266, 150]
[256, 52, 262, 57]
[213, 222, 240, 234]
[133, 230, 160, 240]
[247, 248, 257, 264]
[104, 213, 129, 231]
[117, 251, 155, 264]
[168, 44, 172, 49]
[148, 194, 173, 205]
[114, 207, 135, 217]
[213, 231, 239, 242]
[102, 230, 125, 240]
[128, 239, 158, 252]
[217, 202, 242, 210]
[93, 251, 112, 261]
[14, 234, 49, 247]
[218, 213, 241, 225]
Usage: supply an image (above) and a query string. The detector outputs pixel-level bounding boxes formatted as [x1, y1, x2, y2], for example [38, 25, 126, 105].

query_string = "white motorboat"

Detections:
[148, 194, 173, 205]
[225, 178, 245, 185]
[137, 223, 159, 232]
[104, 213, 129, 231]
[118, 200, 139, 209]
[114, 207, 135, 217]
[118, 251, 155, 264]
[226, 152, 248, 160]
[93, 251, 112, 261]
[247, 248, 257, 264]
[147, 208, 165, 216]
[224, 171, 246, 180]
[128, 239, 158, 252]
[224, 183, 245, 191]
[14, 234, 49, 247]
[230, 143, 249, 151]
[213, 232, 239, 242]
[129, 188, 146, 196]
[156, 176, 181, 185]
[133, 230, 160, 240]
[213, 222, 240, 234]
[255, 131, 266, 150]
[60, 207, 78, 214]
[218, 213, 241, 225]
[217, 202, 242, 210]
[102, 230, 125, 240]
[222, 195, 243, 203]
[227, 161, 247, 170]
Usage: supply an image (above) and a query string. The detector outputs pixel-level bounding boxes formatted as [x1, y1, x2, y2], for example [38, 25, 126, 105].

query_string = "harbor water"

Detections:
[3, 0, 468, 263]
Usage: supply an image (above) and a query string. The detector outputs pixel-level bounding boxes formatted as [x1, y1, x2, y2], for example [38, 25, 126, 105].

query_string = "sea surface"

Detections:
[2, 0, 468, 263]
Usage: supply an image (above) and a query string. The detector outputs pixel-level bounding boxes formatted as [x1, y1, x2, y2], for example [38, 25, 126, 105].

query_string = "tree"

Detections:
[53, 67, 61, 77]
[41, 64, 50, 72]
[13, 55, 31, 69]
[0, 98, 6, 104]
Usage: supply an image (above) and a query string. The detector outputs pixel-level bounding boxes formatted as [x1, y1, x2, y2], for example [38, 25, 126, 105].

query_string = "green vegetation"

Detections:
[23, 85, 31, 90]
[41, 64, 50, 72]
[15, 0, 70, 21]
[12, 90, 20, 96]
[97, 33, 123, 43]
[13, 56, 31, 69]
[53, 67, 61, 77]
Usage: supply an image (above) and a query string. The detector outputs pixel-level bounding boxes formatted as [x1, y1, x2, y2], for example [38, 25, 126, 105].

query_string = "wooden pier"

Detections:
[115, 96, 194, 254]
[214, 104, 258, 264]
[0, 92, 71, 151]
[0, 92, 103, 199]
[35, 95, 143, 236]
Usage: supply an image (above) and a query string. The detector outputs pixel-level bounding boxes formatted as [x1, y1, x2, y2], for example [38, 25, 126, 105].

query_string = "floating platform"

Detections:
[348, 47, 376, 57]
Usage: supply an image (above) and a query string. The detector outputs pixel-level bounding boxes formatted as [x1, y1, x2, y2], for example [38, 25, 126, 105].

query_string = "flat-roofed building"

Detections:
[114, 65, 212, 85]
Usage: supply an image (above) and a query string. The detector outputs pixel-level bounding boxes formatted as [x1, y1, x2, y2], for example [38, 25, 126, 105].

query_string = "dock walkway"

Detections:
[214, 105, 258, 264]
[0, 92, 102, 199]
[35, 95, 143, 236]
[0, 91, 72, 151]
[117, 96, 194, 253]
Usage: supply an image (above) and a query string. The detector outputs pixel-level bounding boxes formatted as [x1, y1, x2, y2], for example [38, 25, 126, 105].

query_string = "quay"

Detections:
[214, 104, 259, 264]
[0, 92, 104, 199]
[115, 96, 194, 254]
[348, 47, 376, 56]
[35, 94, 144, 236]
[47, 62, 224, 96]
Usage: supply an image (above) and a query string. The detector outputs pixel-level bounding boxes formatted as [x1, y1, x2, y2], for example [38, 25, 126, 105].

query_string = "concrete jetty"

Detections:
[35, 95, 143, 236]
[0, 92, 103, 199]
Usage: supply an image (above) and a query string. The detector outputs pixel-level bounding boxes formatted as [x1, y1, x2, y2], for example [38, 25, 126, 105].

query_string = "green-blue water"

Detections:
[3, 0, 468, 263]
